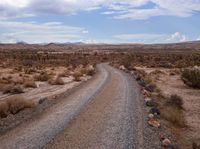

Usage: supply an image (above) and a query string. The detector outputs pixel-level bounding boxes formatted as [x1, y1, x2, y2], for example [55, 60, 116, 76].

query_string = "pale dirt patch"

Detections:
[136, 67, 200, 144]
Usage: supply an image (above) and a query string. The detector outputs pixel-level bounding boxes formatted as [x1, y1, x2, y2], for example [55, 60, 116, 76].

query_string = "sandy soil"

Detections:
[0, 76, 88, 102]
[0, 66, 91, 103]
[136, 67, 200, 144]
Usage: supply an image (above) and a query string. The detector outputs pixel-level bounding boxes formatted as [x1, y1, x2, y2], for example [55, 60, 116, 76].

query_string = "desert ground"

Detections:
[0, 42, 200, 149]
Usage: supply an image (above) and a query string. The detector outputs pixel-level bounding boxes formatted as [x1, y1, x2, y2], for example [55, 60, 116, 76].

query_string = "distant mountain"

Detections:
[64, 42, 84, 44]
[16, 41, 27, 44]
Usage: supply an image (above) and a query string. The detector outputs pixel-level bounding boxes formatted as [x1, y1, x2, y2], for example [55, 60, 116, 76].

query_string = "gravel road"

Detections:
[0, 63, 159, 149]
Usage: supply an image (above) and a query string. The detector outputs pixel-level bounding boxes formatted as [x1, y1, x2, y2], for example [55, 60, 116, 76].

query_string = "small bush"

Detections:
[34, 72, 51, 82]
[86, 66, 95, 76]
[24, 68, 37, 74]
[161, 106, 186, 127]
[73, 71, 82, 81]
[80, 67, 95, 76]
[0, 96, 35, 118]
[166, 94, 184, 109]
[0, 83, 6, 92]
[58, 69, 71, 77]
[48, 77, 65, 85]
[181, 68, 200, 88]
[24, 80, 37, 88]
[0, 77, 12, 84]
[3, 85, 24, 94]
[0, 101, 9, 118]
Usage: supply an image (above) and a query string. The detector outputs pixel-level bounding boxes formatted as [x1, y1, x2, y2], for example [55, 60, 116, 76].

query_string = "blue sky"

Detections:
[0, 0, 200, 44]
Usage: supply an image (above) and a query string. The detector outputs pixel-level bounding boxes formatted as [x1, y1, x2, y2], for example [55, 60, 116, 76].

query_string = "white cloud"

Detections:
[114, 32, 188, 43]
[0, 21, 88, 43]
[106, 0, 200, 19]
[166, 32, 187, 42]
[197, 36, 200, 40]
[0, 0, 200, 20]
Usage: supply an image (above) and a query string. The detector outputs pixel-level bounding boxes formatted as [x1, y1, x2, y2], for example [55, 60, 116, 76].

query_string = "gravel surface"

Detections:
[0, 64, 160, 149]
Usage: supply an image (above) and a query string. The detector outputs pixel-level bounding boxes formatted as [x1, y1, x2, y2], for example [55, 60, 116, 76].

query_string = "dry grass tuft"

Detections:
[0, 77, 12, 84]
[58, 69, 71, 77]
[161, 106, 186, 128]
[0, 101, 9, 118]
[0, 96, 35, 118]
[160, 94, 186, 128]
[72, 71, 82, 81]
[24, 80, 37, 88]
[34, 72, 51, 82]
[3, 85, 24, 94]
[48, 76, 65, 85]
[181, 68, 200, 89]
[166, 94, 184, 109]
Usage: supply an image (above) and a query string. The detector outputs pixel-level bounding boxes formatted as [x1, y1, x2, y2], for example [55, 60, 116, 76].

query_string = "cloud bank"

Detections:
[0, 21, 88, 43]
[0, 0, 200, 20]
[114, 32, 188, 43]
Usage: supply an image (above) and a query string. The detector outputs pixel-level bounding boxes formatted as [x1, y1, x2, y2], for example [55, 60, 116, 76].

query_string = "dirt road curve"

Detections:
[0, 64, 158, 149]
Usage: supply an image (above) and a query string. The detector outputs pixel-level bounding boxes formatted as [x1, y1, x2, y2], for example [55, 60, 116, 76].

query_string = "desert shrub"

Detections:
[79, 66, 95, 76]
[48, 77, 65, 85]
[0, 77, 12, 84]
[24, 68, 37, 74]
[73, 71, 82, 81]
[181, 68, 200, 88]
[24, 80, 37, 88]
[3, 85, 24, 94]
[86, 65, 95, 76]
[58, 69, 71, 77]
[0, 84, 4, 91]
[161, 106, 186, 127]
[0, 101, 9, 118]
[34, 72, 51, 81]
[12, 77, 24, 84]
[149, 69, 163, 76]
[166, 94, 184, 109]
[0, 96, 35, 118]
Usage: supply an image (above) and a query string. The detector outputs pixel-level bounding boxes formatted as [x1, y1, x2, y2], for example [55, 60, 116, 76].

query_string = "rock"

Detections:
[130, 71, 134, 75]
[144, 97, 152, 102]
[162, 138, 172, 147]
[148, 113, 154, 119]
[88, 65, 94, 71]
[149, 107, 160, 115]
[143, 89, 151, 97]
[159, 133, 165, 141]
[138, 79, 146, 87]
[147, 118, 161, 128]
[135, 74, 141, 81]
[145, 84, 157, 92]
[146, 100, 158, 107]
[38, 97, 48, 104]
[119, 65, 126, 70]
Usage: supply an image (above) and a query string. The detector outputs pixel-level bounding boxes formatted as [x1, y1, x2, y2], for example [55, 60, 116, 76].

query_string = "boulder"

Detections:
[149, 107, 160, 115]
[119, 65, 126, 70]
[144, 97, 152, 102]
[147, 118, 161, 128]
[161, 138, 172, 147]
[38, 97, 48, 104]
[146, 100, 158, 107]
[145, 84, 157, 92]
[148, 113, 154, 119]
[138, 79, 146, 87]
[143, 89, 151, 97]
